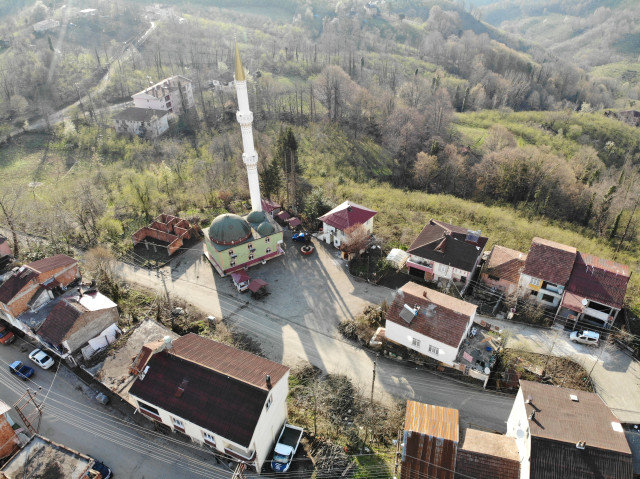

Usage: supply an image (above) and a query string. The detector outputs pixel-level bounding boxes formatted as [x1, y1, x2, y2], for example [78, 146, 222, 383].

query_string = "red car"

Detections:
[0, 325, 15, 345]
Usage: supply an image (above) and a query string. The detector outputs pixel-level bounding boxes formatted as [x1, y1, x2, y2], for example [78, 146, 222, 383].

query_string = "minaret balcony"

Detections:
[236, 111, 253, 124]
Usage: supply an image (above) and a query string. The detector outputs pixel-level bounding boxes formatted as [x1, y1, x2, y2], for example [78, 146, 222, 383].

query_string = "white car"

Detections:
[28, 349, 55, 369]
[570, 330, 600, 346]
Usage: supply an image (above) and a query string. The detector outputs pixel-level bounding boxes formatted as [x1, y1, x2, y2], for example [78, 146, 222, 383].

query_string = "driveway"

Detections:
[485, 316, 640, 423]
[116, 236, 515, 432]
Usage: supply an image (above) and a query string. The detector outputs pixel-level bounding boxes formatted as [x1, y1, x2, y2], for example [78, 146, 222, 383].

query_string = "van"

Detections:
[570, 330, 600, 346]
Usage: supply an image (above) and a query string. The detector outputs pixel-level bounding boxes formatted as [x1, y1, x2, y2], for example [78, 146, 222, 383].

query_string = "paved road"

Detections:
[0, 335, 232, 478]
[118, 237, 515, 433]
[488, 317, 640, 423]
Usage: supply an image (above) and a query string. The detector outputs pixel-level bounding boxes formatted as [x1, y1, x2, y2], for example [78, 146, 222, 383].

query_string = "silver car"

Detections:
[28, 349, 55, 369]
[570, 330, 600, 346]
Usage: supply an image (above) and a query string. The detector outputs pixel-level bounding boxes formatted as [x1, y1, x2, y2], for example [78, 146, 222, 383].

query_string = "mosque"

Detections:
[203, 45, 284, 276]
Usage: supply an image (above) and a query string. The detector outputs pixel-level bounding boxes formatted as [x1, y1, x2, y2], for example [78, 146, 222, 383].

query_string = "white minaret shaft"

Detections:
[234, 43, 262, 212]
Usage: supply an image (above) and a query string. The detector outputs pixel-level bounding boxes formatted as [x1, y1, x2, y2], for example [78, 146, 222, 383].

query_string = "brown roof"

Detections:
[522, 237, 576, 285]
[171, 333, 289, 391]
[27, 254, 77, 274]
[405, 400, 459, 442]
[459, 429, 519, 460]
[0, 267, 38, 303]
[519, 380, 631, 453]
[565, 253, 630, 309]
[456, 429, 520, 479]
[485, 245, 527, 284]
[36, 299, 84, 344]
[408, 219, 488, 272]
[385, 282, 476, 347]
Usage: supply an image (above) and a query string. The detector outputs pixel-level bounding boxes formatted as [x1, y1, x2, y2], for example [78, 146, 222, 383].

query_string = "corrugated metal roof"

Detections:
[27, 254, 77, 274]
[566, 252, 630, 309]
[405, 400, 459, 442]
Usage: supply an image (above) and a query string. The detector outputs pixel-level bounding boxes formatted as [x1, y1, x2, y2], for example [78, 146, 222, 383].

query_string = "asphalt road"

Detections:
[0, 335, 233, 478]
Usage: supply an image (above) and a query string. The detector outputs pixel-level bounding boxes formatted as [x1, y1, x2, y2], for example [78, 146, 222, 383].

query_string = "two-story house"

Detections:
[517, 238, 576, 309]
[129, 333, 290, 472]
[507, 380, 632, 479]
[0, 255, 79, 331]
[113, 107, 169, 138]
[132, 75, 194, 116]
[557, 253, 630, 329]
[384, 282, 477, 366]
[480, 245, 527, 296]
[317, 201, 377, 252]
[406, 219, 488, 292]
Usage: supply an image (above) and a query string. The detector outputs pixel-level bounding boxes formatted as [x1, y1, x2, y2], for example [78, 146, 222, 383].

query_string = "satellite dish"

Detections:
[516, 429, 525, 439]
[484, 367, 491, 375]
[581, 299, 588, 306]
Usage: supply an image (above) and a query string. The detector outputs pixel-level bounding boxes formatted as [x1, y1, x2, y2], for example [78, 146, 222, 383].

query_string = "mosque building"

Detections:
[203, 44, 284, 276]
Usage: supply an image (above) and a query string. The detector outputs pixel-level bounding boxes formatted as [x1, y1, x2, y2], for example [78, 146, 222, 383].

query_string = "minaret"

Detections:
[234, 43, 262, 212]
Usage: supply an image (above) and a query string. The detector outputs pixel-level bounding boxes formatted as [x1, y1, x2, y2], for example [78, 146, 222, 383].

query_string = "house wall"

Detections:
[0, 414, 20, 460]
[4, 262, 79, 318]
[62, 307, 119, 354]
[407, 258, 474, 288]
[320, 217, 374, 248]
[204, 231, 284, 276]
[517, 274, 563, 309]
[114, 115, 168, 138]
[385, 317, 473, 366]
[132, 93, 165, 110]
[506, 388, 530, 479]
[455, 448, 520, 479]
[480, 273, 517, 295]
[131, 373, 289, 471]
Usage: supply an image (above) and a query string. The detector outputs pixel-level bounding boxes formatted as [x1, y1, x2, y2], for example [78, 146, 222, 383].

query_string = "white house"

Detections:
[384, 282, 477, 366]
[406, 219, 487, 293]
[507, 380, 632, 479]
[113, 107, 169, 138]
[517, 237, 576, 309]
[317, 201, 377, 251]
[128, 333, 290, 472]
[132, 75, 195, 116]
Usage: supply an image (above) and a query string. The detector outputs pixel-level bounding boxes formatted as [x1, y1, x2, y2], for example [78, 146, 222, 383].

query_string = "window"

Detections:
[266, 248, 271, 254]
[138, 401, 160, 417]
[438, 264, 449, 274]
[428, 345, 439, 355]
[203, 431, 216, 445]
[249, 254, 254, 260]
[230, 260, 236, 267]
[165, 95, 170, 101]
[530, 278, 541, 286]
[265, 237, 271, 243]
[541, 294, 555, 303]
[228, 250, 234, 256]
[530, 290, 538, 297]
[412, 338, 421, 348]
[248, 243, 253, 250]
[265, 395, 272, 410]
[488, 274, 500, 281]
[172, 417, 185, 430]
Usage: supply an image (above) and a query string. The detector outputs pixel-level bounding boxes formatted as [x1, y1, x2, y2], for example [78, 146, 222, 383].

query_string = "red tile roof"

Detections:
[318, 201, 377, 232]
[386, 282, 476, 347]
[27, 254, 77, 274]
[0, 267, 38, 304]
[456, 429, 520, 479]
[485, 245, 527, 284]
[407, 219, 488, 272]
[36, 299, 84, 345]
[566, 253, 630, 309]
[522, 237, 576, 286]
[261, 198, 281, 213]
[171, 333, 289, 391]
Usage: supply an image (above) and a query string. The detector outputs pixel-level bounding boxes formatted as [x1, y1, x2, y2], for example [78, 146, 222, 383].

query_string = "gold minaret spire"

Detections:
[234, 42, 245, 82]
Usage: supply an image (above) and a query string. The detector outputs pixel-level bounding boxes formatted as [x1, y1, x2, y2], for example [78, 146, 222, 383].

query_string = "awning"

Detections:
[562, 291, 585, 313]
[288, 218, 301, 227]
[248, 278, 268, 293]
[261, 198, 281, 213]
[231, 271, 250, 284]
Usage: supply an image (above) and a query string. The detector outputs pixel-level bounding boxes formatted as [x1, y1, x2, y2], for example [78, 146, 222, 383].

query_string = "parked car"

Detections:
[28, 349, 55, 369]
[0, 325, 15, 345]
[90, 459, 113, 479]
[570, 330, 600, 346]
[292, 232, 309, 243]
[9, 361, 34, 380]
[271, 424, 304, 473]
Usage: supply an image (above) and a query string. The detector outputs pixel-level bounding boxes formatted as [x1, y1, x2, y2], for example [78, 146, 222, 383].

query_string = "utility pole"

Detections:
[14, 389, 43, 435]
[231, 462, 246, 479]
[393, 429, 402, 478]
[370, 353, 379, 404]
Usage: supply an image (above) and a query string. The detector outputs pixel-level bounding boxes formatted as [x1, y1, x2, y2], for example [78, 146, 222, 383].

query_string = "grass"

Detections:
[352, 446, 395, 478]
[591, 61, 640, 85]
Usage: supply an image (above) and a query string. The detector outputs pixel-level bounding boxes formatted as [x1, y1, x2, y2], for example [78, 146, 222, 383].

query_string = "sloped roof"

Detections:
[37, 300, 84, 344]
[318, 201, 377, 232]
[113, 107, 168, 122]
[459, 429, 519, 461]
[485, 245, 527, 284]
[407, 219, 488, 272]
[385, 282, 476, 347]
[522, 237, 576, 286]
[519, 380, 630, 453]
[0, 267, 38, 303]
[130, 335, 290, 447]
[405, 400, 459, 442]
[28, 254, 77, 274]
[565, 253, 630, 309]
[261, 198, 281, 213]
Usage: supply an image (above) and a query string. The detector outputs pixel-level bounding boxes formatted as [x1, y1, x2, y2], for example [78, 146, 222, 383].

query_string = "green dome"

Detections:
[256, 221, 275, 236]
[208, 214, 252, 246]
[246, 210, 267, 224]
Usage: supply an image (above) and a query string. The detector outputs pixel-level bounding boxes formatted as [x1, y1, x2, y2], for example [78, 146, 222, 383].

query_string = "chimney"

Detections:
[529, 411, 535, 421]
[266, 374, 272, 389]
[78, 287, 83, 298]
[164, 336, 173, 352]
[576, 441, 586, 450]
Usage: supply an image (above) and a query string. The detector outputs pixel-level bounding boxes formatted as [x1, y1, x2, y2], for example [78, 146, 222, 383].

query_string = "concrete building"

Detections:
[384, 282, 477, 366]
[507, 380, 633, 479]
[113, 107, 169, 138]
[128, 333, 290, 472]
[132, 75, 194, 116]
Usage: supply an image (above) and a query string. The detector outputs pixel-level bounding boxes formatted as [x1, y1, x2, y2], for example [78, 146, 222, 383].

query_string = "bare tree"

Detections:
[341, 224, 370, 258]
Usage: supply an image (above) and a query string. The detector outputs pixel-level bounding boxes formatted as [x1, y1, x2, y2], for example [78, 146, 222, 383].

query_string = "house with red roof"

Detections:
[517, 238, 577, 309]
[128, 333, 290, 472]
[317, 201, 377, 253]
[384, 282, 477, 366]
[406, 219, 488, 293]
[0, 254, 79, 331]
[556, 253, 630, 329]
[480, 245, 527, 296]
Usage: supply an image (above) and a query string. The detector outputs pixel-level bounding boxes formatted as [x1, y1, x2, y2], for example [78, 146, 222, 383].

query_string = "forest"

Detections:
[0, 0, 639, 317]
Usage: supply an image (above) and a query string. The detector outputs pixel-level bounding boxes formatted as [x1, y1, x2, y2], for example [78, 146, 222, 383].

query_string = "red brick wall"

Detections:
[455, 449, 520, 479]
[0, 416, 20, 459]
